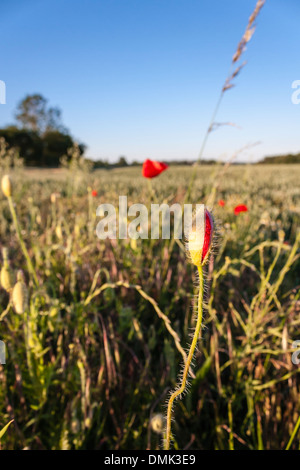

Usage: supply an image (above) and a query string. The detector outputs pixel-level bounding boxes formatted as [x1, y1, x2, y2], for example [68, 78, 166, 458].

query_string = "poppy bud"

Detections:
[0, 248, 14, 292]
[12, 270, 28, 315]
[187, 209, 214, 266]
[1, 175, 12, 198]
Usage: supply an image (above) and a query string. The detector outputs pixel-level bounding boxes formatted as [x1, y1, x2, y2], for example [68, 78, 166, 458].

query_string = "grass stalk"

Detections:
[285, 415, 300, 450]
[7, 196, 39, 286]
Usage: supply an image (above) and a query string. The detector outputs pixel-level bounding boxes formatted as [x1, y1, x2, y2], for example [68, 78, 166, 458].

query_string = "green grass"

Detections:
[0, 164, 299, 450]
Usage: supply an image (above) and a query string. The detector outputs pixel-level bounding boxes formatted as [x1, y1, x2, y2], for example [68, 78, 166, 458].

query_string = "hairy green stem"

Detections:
[165, 264, 204, 450]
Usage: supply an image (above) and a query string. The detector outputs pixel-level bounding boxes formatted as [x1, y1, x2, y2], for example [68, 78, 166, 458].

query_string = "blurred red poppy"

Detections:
[218, 199, 225, 207]
[234, 204, 248, 215]
[91, 190, 98, 197]
[142, 159, 168, 178]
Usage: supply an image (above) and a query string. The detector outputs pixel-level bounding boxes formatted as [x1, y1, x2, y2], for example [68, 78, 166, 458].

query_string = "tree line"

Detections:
[0, 94, 84, 167]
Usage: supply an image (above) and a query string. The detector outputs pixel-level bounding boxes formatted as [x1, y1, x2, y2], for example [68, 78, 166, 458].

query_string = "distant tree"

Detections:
[15, 94, 66, 136]
[0, 94, 87, 167]
[116, 156, 128, 167]
[93, 159, 110, 169]
[42, 131, 74, 167]
[0, 126, 42, 166]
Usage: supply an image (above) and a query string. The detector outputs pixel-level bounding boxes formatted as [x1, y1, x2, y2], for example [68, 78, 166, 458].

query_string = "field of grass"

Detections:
[0, 163, 299, 450]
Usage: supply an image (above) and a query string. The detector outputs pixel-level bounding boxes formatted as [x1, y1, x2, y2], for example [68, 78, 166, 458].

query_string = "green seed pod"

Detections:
[12, 270, 28, 314]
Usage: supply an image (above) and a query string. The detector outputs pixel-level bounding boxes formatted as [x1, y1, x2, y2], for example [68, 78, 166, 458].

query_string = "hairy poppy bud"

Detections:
[187, 208, 214, 266]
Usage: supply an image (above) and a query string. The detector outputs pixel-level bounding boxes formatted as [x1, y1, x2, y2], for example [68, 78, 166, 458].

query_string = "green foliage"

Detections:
[0, 420, 14, 439]
[0, 165, 299, 450]
[43, 131, 74, 167]
[260, 153, 300, 164]
[0, 137, 24, 173]
[0, 128, 85, 168]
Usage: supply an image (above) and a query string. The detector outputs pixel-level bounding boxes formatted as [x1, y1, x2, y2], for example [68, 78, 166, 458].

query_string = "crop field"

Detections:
[0, 163, 299, 450]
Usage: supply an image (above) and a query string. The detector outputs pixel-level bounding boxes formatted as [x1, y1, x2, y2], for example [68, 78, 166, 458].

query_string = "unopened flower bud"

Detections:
[12, 270, 28, 314]
[1, 266, 14, 292]
[187, 207, 214, 266]
[0, 248, 14, 292]
[1, 175, 12, 198]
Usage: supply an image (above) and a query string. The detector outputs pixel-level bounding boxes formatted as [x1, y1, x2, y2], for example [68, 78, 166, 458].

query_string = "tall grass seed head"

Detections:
[1, 174, 12, 198]
[186, 207, 214, 266]
[12, 270, 28, 314]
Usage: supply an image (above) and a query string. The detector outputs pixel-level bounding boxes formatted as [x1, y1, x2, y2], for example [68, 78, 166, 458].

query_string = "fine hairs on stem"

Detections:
[165, 264, 204, 450]
[164, 207, 215, 450]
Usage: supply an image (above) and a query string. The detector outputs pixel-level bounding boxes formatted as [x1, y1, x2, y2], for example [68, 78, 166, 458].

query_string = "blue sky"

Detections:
[0, 0, 299, 162]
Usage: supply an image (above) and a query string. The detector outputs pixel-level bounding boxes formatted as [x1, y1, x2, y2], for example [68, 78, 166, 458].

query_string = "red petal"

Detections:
[142, 159, 169, 178]
[202, 210, 213, 263]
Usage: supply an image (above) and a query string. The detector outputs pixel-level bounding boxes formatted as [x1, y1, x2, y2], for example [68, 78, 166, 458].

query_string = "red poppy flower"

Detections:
[91, 190, 98, 197]
[234, 204, 248, 215]
[142, 159, 168, 178]
[218, 199, 225, 207]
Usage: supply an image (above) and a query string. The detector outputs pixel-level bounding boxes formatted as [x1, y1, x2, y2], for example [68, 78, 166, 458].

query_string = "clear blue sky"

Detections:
[0, 0, 299, 162]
